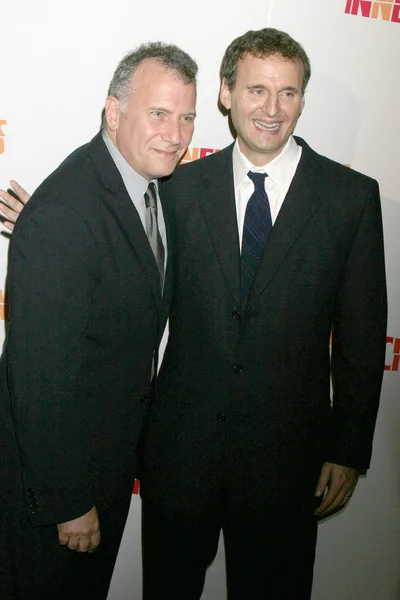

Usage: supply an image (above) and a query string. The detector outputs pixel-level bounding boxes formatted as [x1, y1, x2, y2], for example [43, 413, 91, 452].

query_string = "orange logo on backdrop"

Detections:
[180, 146, 220, 164]
[386, 336, 400, 372]
[345, 0, 400, 22]
[0, 120, 6, 155]
[0, 290, 9, 321]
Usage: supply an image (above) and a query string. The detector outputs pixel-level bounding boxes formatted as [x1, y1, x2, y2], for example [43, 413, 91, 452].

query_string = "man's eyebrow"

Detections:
[246, 84, 301, 93]
[148, 106, 170, 112]
[282, 85, 301, 93]
[246, 84, 267, 90]
[148, 107, 197, 116]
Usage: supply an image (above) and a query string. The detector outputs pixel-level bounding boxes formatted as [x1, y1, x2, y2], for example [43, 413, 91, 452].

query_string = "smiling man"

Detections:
[0, 42, 196, 599]
[140, 28, 387, 599]
[220, 52, 305, 163]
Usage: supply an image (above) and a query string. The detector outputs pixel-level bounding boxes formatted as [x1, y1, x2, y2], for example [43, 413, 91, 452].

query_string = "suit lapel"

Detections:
[247, 138, 323, 306]
[113, 191, 164, 315]
[196, 145, 241, 307]
[88, 132, 164, 314]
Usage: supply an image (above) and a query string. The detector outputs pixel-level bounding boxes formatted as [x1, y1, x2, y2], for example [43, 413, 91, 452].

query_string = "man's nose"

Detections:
[162, 119, 181, 145]
[262, 94, 280, 117]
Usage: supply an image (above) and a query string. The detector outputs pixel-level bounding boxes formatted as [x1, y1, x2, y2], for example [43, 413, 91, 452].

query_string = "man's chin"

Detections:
[154, 162, 181, 179]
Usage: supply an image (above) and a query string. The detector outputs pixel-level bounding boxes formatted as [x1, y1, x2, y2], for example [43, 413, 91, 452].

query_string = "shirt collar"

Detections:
[102, 129, 158, 198]
[232, 135, 301, 189]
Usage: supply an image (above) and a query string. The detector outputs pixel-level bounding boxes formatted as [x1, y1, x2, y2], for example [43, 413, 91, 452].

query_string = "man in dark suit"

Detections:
[140, 28, 387, 599]
[0, 42, 196, 599]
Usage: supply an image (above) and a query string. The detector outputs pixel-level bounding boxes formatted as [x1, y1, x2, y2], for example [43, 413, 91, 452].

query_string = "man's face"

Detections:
[106, 59, 196, 180]
[220, 53, 305, 166]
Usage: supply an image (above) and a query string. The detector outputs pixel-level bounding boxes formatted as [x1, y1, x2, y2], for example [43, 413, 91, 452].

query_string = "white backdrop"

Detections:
[1, 1, 399, 598]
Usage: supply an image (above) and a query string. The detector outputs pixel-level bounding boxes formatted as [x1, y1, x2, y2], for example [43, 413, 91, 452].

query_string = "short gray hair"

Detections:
[102, 42, 198, 127]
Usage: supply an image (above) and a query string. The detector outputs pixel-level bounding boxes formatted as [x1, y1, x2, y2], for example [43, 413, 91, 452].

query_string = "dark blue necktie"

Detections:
[240, 171, 272, 306]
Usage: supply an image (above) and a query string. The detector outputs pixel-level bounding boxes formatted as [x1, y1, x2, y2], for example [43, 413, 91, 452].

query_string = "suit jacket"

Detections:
[0, 131, 172, 527]
[141, 136, 387, 517]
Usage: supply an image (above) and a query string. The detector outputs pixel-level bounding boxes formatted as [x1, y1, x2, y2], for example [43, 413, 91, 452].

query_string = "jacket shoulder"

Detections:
[164, 144, 233, 186]
[22, 138, 105, 221]
[297, 136, 378, 190]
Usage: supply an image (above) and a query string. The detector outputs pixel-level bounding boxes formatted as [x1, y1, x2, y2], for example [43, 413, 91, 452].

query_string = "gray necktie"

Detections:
[145, 181, 165, 290]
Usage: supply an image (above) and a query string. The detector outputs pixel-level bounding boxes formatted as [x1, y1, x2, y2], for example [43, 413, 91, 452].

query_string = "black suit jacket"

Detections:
[142, 137, 387, 517]
[0, 131, 171, 526]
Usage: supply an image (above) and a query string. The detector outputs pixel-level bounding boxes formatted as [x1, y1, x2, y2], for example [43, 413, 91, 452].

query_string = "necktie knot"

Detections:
[145, 181, 157, 209]
[247, 170, 267, 190]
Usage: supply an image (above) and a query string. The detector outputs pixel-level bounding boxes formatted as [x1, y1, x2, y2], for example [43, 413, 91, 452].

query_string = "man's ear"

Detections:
[219, 78, 232, 111]
[104, 96, 120, 132]
[299, 94, 305, 116]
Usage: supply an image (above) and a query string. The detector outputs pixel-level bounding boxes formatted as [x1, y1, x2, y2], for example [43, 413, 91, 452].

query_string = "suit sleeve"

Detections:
[328, 179, 387, 470]
[6, 202, 98, 527]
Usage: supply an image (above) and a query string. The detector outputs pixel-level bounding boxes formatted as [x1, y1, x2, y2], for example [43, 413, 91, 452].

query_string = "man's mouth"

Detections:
[154, 149, 179, 158]
[254, 120, 281, 132]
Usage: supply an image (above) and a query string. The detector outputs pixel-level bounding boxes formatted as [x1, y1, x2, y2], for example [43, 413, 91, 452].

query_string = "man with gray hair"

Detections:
[0, 41, 196, 599]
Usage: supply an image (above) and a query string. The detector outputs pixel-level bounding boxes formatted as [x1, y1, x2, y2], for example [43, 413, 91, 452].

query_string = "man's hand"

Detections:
[0, 180, 30, 231]
[314, 462, 358, 517]
[57, 505, 101, 553]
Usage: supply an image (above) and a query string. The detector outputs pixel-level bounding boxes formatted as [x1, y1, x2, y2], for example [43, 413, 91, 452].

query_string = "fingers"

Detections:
[0, 180, 30, 206]
[58, 529, 70, 547]
[1, 220, 15, 232]
[57, 506, 101, 554]
[58, 529, 101, 553]
[0, 201, 19, 226]
[8, 180, 30, 204]
[0, 181, 30, 229]
[316, 482, 352, 516]
[88, 531, 101, 553]
[315, 464, 358, 517]
[0, 188, 26, 211]
[314, 462, 332, 498]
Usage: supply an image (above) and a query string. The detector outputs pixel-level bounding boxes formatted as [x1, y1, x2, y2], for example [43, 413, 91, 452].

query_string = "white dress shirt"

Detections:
[232, 135, 302, 249]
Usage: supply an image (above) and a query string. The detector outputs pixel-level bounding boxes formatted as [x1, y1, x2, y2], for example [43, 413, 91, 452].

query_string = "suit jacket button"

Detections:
[28, 488, 38, 511]
[232, 310, 241, 321]
[141, 395, 149, 403]
[233, 364, 243, 374]
[217, 413, 226, 423]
